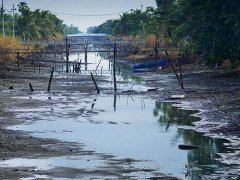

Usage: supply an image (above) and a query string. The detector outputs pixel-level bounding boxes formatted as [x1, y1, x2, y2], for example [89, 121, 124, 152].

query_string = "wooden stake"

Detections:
[38, 63, 41, 74]
[29, 83, 33, 92]
[16, 52, 20, 70]
[85, 43, 88, 70]
[73, 61, 75, 73]
[113, 94, 117, 111]
[66, 36, 69, 73]
[90, 72, 100, 94]
[178, 58, 183, 86]
[48, 67, 54, 92]
[113, 43, 117, 92]
[165, 51, 184, 89]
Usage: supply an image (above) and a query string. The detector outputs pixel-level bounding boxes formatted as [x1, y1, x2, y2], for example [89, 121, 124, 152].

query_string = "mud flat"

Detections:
[0, 64, 240, 179]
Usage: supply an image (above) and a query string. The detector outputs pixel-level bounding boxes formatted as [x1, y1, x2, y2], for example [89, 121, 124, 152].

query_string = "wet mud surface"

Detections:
[0, 65, 240, 179]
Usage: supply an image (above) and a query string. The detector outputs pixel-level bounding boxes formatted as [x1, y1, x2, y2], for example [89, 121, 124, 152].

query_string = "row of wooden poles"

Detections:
[27, 40, 184, 93]
[33, 42, 118, 95]
[28, 66, 54, 93]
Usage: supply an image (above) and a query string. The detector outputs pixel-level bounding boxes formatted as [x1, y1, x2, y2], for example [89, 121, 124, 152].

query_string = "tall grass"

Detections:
[0, 36, 36, 64]
[0, 37, 22, 64]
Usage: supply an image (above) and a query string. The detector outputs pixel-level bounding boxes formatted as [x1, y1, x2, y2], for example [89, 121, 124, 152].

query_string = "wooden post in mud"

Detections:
[38, 63, 41, 74]
[165, 51, 184, 89]
[16, 52, 20, 70]
[113, 43, 117, 92]
[47, 67, 54, 92]
[73, 61, 75, 73]
[154, 40, 159, 59]
[29, 83, 34, 92]
[178, 58, 183, 86]
[85, 43, 88, 70]
[66, 36, 69, 73]
[90, 72, 100, 94]
[113, 94, 117, 111]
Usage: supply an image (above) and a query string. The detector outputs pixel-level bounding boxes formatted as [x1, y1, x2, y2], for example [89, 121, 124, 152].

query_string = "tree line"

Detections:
[0, 2, 80, 42]
[88, 0, 240, 67]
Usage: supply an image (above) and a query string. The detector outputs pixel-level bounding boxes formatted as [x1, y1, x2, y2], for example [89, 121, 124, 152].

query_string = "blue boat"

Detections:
[133, 59, 167, 70]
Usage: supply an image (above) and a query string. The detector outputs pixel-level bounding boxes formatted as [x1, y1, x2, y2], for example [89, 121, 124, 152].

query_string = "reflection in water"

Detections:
[180, 130, 230, 179]
[154, 101, 232, 180]
[70, 52, 111, 72]
[113, 94, 117, 111]
[154, 102, 199, 127]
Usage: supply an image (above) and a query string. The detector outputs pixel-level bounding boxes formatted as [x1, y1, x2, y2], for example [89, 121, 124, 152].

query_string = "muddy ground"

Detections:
[0, 63, 240, 179]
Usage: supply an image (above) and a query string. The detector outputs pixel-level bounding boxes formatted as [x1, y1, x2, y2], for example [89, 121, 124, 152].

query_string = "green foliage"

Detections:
[91, 0, 240, 66]
[172, 0, 240, 66]
[0, 2, 80, 41]
[66, 24, 81, 35]
[89, 9, 158, 36]
[87, 20, 118, 34]
[16, 3, 66, 41]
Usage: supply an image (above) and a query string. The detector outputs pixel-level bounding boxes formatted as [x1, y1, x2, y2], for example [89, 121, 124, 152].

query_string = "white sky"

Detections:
[4, 0, 157, 32]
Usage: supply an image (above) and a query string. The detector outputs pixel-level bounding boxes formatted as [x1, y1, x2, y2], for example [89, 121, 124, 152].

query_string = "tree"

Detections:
[174, 0, 240, 66]
[14, 2, 74, 41]
[16, 2, 35, 41]
[66, 24, 81, 35]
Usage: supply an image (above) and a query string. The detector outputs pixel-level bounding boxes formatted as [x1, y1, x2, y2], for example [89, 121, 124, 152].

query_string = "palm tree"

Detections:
[16, 2, 66, 41]
[33, 9, 54, 40]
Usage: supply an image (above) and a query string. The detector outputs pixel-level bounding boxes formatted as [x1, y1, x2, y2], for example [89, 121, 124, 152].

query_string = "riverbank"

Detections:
[0, 62, 240, 179]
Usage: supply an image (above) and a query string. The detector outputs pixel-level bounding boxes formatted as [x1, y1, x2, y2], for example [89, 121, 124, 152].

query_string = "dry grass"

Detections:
[0, 36, 36, 64]
[0, 37, 22, 63]
[145, 34, 156, 48]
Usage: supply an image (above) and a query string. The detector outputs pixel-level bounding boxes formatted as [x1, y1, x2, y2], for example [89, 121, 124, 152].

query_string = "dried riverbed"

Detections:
[0, 63, 240, 179]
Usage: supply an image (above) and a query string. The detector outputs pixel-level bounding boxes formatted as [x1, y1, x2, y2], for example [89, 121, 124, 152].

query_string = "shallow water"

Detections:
[5, 92, 235, 179]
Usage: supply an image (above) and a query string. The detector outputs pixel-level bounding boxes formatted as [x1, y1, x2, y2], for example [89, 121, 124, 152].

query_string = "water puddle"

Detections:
[5, 92, 238, 179]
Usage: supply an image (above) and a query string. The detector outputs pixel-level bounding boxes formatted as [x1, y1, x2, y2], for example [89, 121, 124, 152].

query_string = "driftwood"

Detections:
[178, 144, 200, 150]
[147, 88, 158, 92]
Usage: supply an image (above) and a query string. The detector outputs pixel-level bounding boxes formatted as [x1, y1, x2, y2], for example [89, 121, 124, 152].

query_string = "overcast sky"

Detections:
[4, 0, 157, 32]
